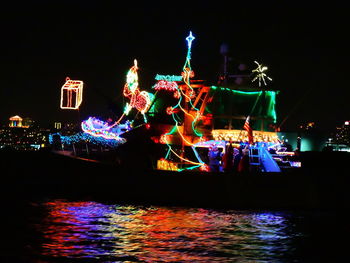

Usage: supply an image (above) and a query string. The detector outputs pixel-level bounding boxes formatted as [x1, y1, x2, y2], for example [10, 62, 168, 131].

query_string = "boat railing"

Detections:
[251, 146, 282, 172]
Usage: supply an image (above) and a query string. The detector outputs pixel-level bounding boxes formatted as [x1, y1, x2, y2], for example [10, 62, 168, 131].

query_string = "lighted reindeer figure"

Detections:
[123, 59, 152, 122]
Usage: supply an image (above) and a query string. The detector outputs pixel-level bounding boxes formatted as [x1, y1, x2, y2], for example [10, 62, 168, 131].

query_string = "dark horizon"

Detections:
[1, 1, 348, 131]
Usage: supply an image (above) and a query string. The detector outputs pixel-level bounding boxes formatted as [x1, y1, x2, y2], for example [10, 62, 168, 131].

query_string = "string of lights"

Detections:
[49, 132, 126, 148]
[123, 59, 153, 123]
[60, 77, 84, 110]
[162, 31, 205, 170]
[81, 117, 132, 140]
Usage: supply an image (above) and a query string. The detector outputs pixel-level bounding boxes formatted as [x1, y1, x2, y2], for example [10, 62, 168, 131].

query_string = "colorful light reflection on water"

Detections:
[35, 200, 303, 262]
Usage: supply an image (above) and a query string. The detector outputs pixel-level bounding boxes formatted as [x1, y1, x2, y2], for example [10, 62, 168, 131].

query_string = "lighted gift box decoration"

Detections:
[60, 77, 84, 110]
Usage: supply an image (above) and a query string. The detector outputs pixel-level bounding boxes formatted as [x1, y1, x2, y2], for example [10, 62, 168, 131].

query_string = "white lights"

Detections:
[251, 61, 272, 87]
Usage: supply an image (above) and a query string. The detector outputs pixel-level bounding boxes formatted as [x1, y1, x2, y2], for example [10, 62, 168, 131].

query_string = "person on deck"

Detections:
[232, 147, 242, 172]
[222, 143, 234, 173]
[238, 145, 250, 173]
[208, 145, 222, 172]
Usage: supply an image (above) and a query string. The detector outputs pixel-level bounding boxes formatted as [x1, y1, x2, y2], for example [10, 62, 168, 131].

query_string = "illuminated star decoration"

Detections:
[186, 31, 195, 55]
[182, 31, 196, 90]
[60, 77, 84, 110]
[181, 31, 201, 138]
[251, 61, 272, 87]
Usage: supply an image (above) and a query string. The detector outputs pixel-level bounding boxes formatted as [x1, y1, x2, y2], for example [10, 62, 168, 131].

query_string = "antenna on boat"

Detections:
[219, 43, 229, 85]
[218, 43, 250, 85]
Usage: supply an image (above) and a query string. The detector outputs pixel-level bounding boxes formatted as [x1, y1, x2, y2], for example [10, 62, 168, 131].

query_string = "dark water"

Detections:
[2, 199, 348, 263]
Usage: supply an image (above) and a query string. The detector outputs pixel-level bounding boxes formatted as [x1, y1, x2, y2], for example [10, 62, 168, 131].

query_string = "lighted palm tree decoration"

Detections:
[251, 61, 272, 87]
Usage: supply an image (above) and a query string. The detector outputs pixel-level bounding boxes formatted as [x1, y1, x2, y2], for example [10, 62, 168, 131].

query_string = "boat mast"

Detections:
[220, 43, 229, 85]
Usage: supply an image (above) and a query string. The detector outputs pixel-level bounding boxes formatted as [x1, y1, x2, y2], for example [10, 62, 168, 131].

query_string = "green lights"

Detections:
[211, 86, 263, 95]
[265, 91, 277, 123]
[208, 86, 278, 129]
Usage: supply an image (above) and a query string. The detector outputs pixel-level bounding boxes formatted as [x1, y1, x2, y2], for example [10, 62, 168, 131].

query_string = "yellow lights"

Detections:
[60, 77, 84, 110]
[212, 129, 279, 143]
[9, 115, 23, 127]
[300, 122, 315, 130]
[307, 122, 315, 128]
[276, 151, 295, 156]
[54, 122, 62, 129]
[157, 159, 179, 171]
[8, 115, 31, 128]
[9, 115, 22, 121]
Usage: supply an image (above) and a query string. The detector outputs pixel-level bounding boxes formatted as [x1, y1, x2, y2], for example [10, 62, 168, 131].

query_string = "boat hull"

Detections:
[1, 150, 349, 211]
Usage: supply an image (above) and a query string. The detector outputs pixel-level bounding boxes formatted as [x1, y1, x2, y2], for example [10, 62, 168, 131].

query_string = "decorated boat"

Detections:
[52, 31, 301, 174]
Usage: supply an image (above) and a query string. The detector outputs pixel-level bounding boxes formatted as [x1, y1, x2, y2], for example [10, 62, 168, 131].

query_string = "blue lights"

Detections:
[49, 132, 126, 148]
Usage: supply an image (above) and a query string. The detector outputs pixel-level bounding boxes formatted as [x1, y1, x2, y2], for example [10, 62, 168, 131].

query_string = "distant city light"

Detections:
[9, 115, 23, 127]
[54, 122, 62, 129]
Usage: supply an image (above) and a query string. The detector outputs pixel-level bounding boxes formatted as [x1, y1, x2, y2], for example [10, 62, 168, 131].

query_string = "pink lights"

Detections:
[153, 80, 178, 91]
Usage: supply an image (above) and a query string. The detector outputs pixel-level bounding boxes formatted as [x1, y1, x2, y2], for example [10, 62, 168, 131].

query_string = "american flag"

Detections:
[244, 116, 254, 145]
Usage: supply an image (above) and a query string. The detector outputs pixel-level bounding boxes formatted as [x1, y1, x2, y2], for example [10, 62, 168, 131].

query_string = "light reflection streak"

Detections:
[38, 200, 296, 262]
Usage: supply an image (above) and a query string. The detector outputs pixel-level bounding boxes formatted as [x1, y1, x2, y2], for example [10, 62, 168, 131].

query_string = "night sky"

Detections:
[0, 1, 348, 131]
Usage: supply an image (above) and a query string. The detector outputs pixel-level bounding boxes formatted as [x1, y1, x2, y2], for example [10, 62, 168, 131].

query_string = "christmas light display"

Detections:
[251, 61, 272, 87]
[157, 158, 179, 171]
[53, 31, 285, 172]
[60, 77, 84, 109]
[49, 132, 126, 148]
[160, 31, 205, 171]
[166, 106, 180, 115]
[155, 74, 183, 82]
[193, 139, 227, 149]
[210, 86, 278, 124]
[123, 59, 153, 122]
[186, 31, 195, 49]
[211, 129, 279, 143]
[153, 80, 178, 91]
[77, 60, 153, 144]
[81, 117, 131, 140]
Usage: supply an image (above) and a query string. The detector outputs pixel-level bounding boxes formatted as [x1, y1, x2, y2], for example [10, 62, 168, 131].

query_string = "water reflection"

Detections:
[36, 200, 302, 262]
